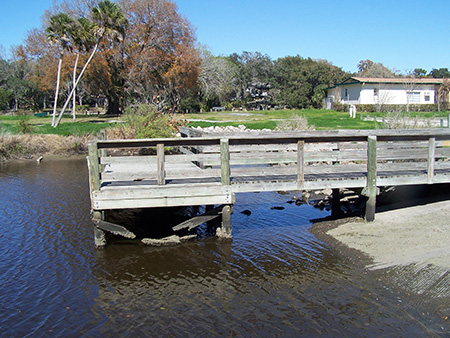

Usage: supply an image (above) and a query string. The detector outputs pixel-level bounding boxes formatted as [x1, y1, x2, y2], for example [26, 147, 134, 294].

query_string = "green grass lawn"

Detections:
[0, 114, 118, 136]
[1, 109, 449, 136]
[186, 109, 381, 130]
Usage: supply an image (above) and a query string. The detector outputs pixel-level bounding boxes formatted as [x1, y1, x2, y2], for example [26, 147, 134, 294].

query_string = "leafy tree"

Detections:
[199, 48, 237, 108]
[357, 60, 395, 78]
[429, 68, 450, 78]
[54, 0, 128, 126]
[4, 47, 35, 111]
[437, 78, 450, 111]
[25, 0, 199, 121]
[121, 0, 200, 112]
[413, 68, 427, 78]
[228, 51, 273, 101]
[0, 88, 12, 111]
[272, 56, 348, 108]
[357, 59, 374, 75]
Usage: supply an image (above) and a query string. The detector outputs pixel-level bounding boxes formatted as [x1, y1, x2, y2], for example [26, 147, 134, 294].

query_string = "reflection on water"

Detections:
[0, 159, 445, 336]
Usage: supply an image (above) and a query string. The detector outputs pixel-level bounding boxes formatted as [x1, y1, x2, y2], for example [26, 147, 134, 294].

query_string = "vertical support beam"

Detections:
[220, 139, 230, 185]
[427, 137, 436, 184]
[88, 141, 101, 192]
[297, 140, 304, 189]
[216, 205, 232, 239]
[96, 130, 107, 158]
[93, 210, 106, 247]
[157, 143, 165, 185]
[365, 136, 377, 222]
[447, 113, 450, 128]
[89, 140, 106, 247]
[331, 188, 341, 217]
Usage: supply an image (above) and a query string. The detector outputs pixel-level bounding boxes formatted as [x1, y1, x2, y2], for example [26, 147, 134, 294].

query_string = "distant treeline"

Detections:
[0, 0, 448, 115]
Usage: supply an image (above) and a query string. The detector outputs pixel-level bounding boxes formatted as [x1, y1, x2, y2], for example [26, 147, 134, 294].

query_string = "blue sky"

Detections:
[1, 0, 449, 74]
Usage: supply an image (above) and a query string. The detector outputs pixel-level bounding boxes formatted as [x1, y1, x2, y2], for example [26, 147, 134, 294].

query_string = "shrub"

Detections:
[179, 97, 200, 113]
[354, 104, 376, 113]
[332, 102, 349, 112]
[16, 112, 33, 134]
[121, 104, 180, 139]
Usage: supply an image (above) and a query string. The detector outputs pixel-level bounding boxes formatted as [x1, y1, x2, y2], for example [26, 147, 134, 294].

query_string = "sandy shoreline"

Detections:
[327, 200, 450, 271]
[311, 200, 450, 334]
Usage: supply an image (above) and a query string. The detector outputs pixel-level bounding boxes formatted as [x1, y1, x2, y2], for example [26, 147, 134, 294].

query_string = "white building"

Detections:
[326, 77, 446, 109]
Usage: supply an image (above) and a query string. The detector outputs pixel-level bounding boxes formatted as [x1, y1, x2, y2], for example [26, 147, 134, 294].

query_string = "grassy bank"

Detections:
[1, 108, 448, 161]
[0, 113, 119, 161]
[0, 133, 92, 161]
[0, 114, 118, 136]
[185, 109, 450, 130]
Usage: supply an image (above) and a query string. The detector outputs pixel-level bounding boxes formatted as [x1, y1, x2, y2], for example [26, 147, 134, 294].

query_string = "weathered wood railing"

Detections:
[88, 129, 450, 223]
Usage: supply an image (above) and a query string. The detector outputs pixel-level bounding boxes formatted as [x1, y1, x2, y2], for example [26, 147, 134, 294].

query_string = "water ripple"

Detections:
[0, 160, 446, 336]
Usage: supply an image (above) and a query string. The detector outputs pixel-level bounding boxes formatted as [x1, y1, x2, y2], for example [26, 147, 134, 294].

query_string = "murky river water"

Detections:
[0, 158, 446, 337]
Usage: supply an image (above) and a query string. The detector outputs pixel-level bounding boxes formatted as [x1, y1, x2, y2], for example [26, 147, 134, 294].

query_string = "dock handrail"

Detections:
[88, 129, 450, 221]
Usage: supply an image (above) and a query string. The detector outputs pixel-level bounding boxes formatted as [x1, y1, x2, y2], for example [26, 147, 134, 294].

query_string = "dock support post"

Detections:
[297, 141, 304, 189]
[88, 141, 107, 247]
[331, 188, 341, 217]
[216, 205, 233, 239]
[96, 130, 107, 158]
[157, 143, 165, 185]
[92, 210, 106, 247]
[365, 136, 377, 222]
[220, 139, 230, 185]
[427, 137, 435, 184]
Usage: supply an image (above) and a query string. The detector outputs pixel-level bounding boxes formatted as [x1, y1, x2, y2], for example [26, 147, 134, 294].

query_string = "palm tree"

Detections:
[53, 0, 127, 127]
[69, 17, 96, 122]
[46, 13, 74, 127]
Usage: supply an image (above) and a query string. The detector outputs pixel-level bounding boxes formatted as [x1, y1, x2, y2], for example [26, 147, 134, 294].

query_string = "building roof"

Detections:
[352, 77, 445, 84]
[337, 77, 446, 87]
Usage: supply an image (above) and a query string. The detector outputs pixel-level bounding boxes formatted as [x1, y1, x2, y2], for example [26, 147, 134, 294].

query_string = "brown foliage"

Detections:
[121, 0, 200, 109]
[21, 0, 200, 113]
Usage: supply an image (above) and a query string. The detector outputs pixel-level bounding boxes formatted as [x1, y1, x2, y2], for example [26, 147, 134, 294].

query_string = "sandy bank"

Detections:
[327, 200, 450, 271]
[327, 200, 450, 300]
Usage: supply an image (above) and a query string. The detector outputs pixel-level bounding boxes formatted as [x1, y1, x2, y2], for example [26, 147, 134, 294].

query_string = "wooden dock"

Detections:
[87, 128, 450, 246]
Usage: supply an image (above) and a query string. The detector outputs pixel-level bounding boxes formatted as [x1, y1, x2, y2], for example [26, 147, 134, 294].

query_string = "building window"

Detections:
[374, 88, 379, 97]
[344, 89, 348, 98]
[425, 94, 431, 102]
[407, 92, 420, 103]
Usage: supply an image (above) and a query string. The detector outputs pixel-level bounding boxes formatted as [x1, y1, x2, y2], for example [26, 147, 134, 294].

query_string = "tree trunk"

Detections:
[106, 92, 120, 115]
[54, 44, 98, 127]
[72, 53, 79, 122]
[52, 56, 63, 126]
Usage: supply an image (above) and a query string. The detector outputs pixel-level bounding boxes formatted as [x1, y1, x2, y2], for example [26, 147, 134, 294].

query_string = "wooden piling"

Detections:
[88, 141, 101, 192]
[157, 143, 165, 185]
[365, 136, 377, 222]
[297, 141, 304, 189]
[331, 188, 341, 217]
[427, 137, 435, 184]
[217, 205, 233, 238]
[220, 139, 230, 185]
[92, 210, 106, 247]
